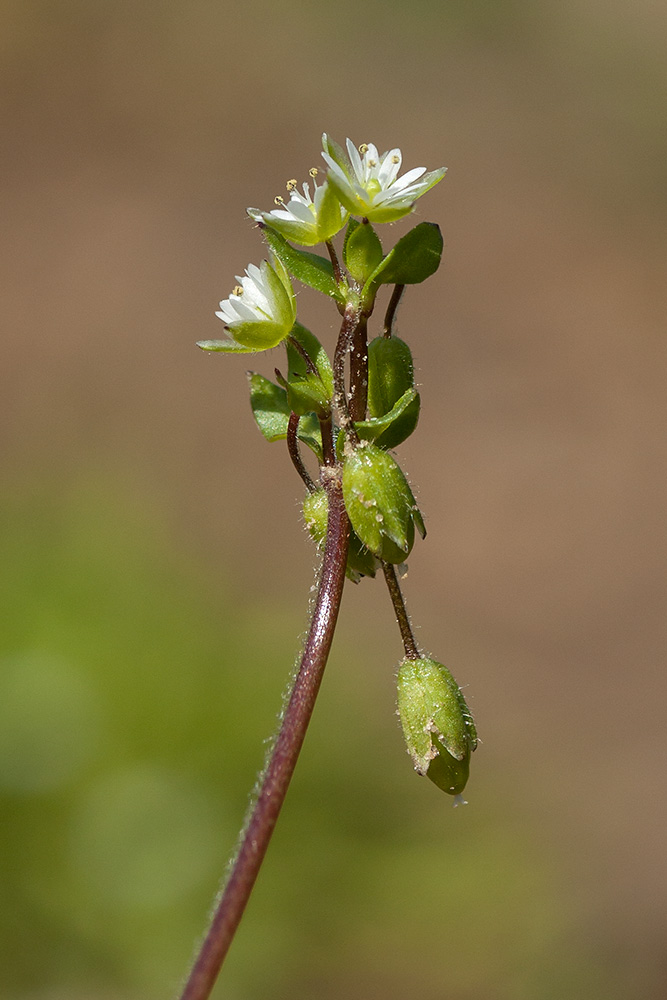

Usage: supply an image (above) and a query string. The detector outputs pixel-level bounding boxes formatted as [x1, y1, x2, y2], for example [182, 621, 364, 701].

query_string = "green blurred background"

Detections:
[2, 1, 665, 997]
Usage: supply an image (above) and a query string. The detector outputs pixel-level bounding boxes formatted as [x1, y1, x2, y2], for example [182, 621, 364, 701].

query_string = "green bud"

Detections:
[302, 489, 377, 582]
[367, 336, 414, 418]
[397, 657, 477, 797]
[342, 443, 425, 564]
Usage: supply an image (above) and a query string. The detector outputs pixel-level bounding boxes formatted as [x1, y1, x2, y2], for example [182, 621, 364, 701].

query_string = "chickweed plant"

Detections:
[179, 135, 478, 1000]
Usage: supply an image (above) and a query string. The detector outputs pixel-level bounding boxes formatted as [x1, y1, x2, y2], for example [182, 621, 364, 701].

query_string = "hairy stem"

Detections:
[349, 315, 368, 421]
[333, 303, 361, 447]
[381, 561, 420, 660]
[178, 473, 350, 1000]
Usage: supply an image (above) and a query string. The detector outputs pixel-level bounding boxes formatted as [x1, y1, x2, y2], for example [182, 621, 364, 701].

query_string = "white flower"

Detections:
[248, 169, 347, 247]
[321, 135, 446, 224]
[198, 259, 296, 354]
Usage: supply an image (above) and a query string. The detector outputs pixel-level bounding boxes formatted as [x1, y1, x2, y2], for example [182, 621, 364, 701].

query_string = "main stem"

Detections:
[179, 472, 350, 1000]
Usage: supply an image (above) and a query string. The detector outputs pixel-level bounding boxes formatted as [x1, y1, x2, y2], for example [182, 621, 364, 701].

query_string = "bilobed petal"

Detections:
[346, 138, 365, 184]
[387, 165, 427, 193]
[378, 148, 402, 186]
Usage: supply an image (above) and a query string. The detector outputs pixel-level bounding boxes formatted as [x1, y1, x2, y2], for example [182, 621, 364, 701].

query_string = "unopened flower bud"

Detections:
[342, 443, 424, 564]
[397, 657, 477, 796]
[303, 489, 377, 582]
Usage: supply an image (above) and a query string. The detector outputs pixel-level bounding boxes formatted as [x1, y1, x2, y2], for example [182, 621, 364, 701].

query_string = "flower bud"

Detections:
[342, 443, 424, 564]
[367, 335, 414, 418]
[303, 489, 377, 582]
[397, 657, 477, 796]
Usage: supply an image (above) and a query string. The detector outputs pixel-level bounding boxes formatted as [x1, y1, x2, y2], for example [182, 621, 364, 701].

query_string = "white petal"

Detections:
[389, 166, 427, 192]
[286, 200, 315, 224]
[378, 147, 402, 187]
[234, 298, 264, 322]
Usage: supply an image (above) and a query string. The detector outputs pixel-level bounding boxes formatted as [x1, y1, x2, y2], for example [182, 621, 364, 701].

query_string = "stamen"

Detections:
[359, 143, 369, 155]
[309, 167, 319, 177]
[232, 285, 243, 297]
[286, 179, 298, 191]
[368, 159, 377, 168]
[274, 195, 285, 205]
[392, 155, 400, 164]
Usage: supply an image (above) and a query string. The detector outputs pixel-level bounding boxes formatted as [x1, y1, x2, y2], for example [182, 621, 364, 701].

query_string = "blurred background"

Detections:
[2, 1, 666, 997]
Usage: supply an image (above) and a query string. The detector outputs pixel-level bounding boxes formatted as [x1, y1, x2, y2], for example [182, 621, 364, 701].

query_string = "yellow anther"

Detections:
[309, 167, 319, 177]
[286, 179, 298, 191]
[368, 159, 377, 168]
[392, 154, 400, 164]
[359, 143, 369, 155]
[232, 285, 243, 297]
[274, 195, 285, 205]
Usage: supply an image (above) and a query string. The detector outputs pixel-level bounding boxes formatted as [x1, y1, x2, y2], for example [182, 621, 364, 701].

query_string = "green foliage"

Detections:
[367, 335, 415, 418]
[247, 372, 323, 459]
[343, 219, 384, 283]
[365, 222, 443, 292]
[260, 225, 341, 300]
[352, 387, 421, 450]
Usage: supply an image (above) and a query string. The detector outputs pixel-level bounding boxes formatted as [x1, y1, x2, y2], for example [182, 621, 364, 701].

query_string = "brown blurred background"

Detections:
[2, 1, 666, 998]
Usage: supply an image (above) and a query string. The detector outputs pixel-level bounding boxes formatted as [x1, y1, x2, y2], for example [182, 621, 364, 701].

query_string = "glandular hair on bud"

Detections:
[397, 657, 477, 797]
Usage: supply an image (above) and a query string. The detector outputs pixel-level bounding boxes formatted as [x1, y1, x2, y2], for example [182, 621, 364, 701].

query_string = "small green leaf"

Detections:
[247, 373, 322, 459]
[364, 222, 443, 292]
[354, 388, 420, 450]
[343, 219, 384, 283]
[248, 373, 290, 441]
[367, 335, 415, 418]
[260, 226, 340, 300]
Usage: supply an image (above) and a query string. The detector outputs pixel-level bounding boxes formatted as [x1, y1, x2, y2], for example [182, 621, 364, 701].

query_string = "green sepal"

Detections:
[343, 219, 384, 284]
[367, 335, 415, 418]
[322, 133, 351, 175]
[227, 320, 293, 351]
[247, 372, 322, 460]
[198, 340, 259, 354]
[342, 443, 424, 563]
[285, 323, 334, 417]
[397, 657, 477, 796]
[303, 489, 378, 582]
[364, 222, 443, 295]
[354, 388, 420, 450]
[260, 225, 341, 301]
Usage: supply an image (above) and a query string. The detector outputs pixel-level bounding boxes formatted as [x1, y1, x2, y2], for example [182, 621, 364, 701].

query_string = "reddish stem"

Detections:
[178, 471, 350, 1000]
